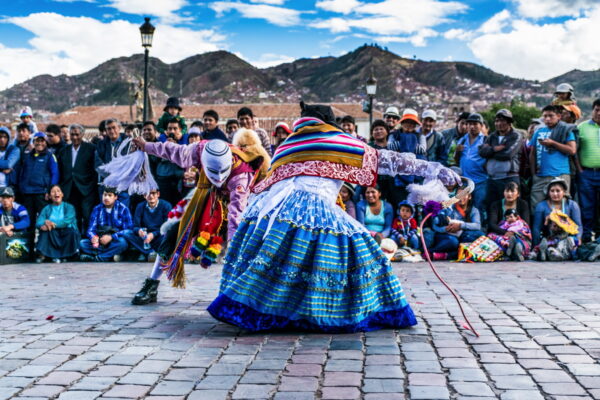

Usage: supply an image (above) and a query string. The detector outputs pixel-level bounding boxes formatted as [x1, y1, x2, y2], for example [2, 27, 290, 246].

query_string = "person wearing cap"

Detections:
[479, 109, 523, 205]
[19, 107, 38, 135]
[387, 108, 427, 207]
[0, 126, 20, 189]
[528, 105, 577, 213]
[531, 178, 582, 247]
[0, 186, 30, 238]
[383, 106, 401, 130]
[527, 118, 542, 140]
[57, 124, 98, 233]
[157, 97, 187, 135]
[442, 111, 470, 167]
[272, 122, 292, 152]
[18, 132, 59, 235]
[79, 186, 133, 262]
[455, 113, 488, 216]
[552, 83, 576, 107]
[576, 98, 600, 243]
[419, 109, 446, 164]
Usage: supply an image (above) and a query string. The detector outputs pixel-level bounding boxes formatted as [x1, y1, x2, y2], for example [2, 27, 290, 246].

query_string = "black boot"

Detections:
[132, 278, 160, 305]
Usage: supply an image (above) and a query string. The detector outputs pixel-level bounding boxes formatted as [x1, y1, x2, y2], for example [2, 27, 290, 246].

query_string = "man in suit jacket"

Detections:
[57, 124, 97, 232]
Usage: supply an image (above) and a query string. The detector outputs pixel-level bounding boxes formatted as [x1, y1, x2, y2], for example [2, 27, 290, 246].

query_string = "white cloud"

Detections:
[315, 0, 361, 14]
[443, 28, 472, 40]
[376, 29, 439, 47]
[0, 12, 223, 90]
[479, 10, 510, 34]
[469, 5, 600, 80]
[210, 2, 302, 26]
[246, 53, 295, 68]
[249, 0, 286, 4]
[106, 0, 189, 23]
[310, 0, 467, 37]
[512, 0, 597, 18]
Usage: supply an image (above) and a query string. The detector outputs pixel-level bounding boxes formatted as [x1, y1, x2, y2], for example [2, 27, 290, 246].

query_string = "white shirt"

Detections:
[72, 145, 80, 167]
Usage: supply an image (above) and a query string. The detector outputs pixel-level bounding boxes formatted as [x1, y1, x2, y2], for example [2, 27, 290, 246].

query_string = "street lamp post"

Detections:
[139, 17, 155, 122]
[366, 71, 377, 131]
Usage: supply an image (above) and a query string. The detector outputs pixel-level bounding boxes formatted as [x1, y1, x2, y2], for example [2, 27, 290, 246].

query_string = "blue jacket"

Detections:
[87, 200, 133, 240]
[18, 150, 59, 194]
[0, 144, 21, 186]
[0, 202, 31, 231]
[132, 199, 172, 237]
[356, 199, 394, 238]
[202, 127, 229, 142]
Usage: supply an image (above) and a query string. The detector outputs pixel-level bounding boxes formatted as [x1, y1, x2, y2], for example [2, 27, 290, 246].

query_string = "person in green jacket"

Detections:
[156, 97, 187, 136]
[35, 185, 79, 263]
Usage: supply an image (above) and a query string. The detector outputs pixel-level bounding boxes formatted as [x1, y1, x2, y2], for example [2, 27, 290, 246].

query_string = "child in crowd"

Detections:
[488, 208, 532, 261]
[157, 97, 187, 135]
[339, 182, 356, 219]
[19, 107, 38, 134]
[391, 200, 419, 250]
[529, 210, 577, 261]
[424, 193, 484, 260]
[552, 83, 576, 106]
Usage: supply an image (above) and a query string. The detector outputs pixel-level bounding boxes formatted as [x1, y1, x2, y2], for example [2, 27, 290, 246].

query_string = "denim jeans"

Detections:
[80, 237, 128, 261]
[578, 168, 600, 241]
[425, 229, 485, 253]
[471, 180, 488, 221]
[123, 230, 162, 255]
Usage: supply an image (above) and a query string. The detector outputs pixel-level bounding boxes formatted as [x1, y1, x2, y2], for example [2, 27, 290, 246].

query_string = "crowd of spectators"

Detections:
[1, 87, 599, 264]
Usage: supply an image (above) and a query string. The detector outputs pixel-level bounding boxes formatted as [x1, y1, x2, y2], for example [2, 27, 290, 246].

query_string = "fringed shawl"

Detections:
[253, 117, 378, 193]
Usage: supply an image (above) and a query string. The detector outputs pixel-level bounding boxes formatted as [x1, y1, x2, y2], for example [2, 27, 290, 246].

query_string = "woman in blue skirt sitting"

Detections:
[206, 102, 461, 333]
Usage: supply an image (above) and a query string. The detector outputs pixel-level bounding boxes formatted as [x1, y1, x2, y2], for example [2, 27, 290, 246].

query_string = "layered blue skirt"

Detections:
[207, 178, 417, 332]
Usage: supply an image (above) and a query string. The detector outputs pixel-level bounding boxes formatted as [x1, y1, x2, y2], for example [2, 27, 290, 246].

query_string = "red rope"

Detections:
[419, 213, 480, 337]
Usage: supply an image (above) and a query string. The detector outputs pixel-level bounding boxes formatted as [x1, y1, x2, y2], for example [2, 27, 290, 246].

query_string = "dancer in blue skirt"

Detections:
[206, 103, 461, 333]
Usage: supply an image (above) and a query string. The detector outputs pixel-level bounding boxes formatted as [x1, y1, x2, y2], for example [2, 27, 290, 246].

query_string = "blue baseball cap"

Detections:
[32, 132, 48, 141]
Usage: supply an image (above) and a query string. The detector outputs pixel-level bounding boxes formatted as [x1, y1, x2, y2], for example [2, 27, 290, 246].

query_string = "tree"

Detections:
[481, 101, 540, 130]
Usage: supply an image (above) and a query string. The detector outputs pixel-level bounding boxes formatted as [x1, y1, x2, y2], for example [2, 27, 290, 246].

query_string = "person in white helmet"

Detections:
[129, 131, 269, 305]
[552, 83, 576, 106]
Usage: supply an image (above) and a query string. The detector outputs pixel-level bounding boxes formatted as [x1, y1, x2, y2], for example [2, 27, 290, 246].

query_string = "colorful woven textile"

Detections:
[253, 118, 378, 193]
[457, 236, 503, 263]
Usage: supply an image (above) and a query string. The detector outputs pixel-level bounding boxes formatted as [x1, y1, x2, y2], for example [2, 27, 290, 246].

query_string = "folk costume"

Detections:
[206, 102, 461, 333]
[132, 133, 268, 305]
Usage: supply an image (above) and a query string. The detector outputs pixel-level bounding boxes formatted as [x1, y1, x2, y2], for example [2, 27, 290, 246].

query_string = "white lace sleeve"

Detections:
[377, 149, 461, 186]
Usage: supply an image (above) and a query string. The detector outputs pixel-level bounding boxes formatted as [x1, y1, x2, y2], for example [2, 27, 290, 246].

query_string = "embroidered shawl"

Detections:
[253, 117, 378, 193]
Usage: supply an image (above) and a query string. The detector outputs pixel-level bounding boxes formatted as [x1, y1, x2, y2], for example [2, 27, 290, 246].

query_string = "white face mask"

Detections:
[201, 140, 232, 188]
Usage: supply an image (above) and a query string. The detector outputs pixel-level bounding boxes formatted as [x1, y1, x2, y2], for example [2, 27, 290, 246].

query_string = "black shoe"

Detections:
[80, 254, 95, 262]
[131, 278, 160, 305]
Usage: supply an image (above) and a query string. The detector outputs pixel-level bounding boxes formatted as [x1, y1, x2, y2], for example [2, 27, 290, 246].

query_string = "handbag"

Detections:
[457, 235, 503, 262]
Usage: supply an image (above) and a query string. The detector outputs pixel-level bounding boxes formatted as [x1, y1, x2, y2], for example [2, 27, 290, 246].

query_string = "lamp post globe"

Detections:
[139, 17, 155, 122]
[366, 72, 377, 130]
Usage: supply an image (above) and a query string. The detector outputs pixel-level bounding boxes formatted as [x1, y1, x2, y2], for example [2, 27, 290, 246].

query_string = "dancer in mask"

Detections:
[206, 102, 461, 332]
[130, 129, 269, 305]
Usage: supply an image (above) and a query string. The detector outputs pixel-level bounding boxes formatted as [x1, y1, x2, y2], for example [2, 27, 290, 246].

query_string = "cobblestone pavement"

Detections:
[1, 261, 599, 400]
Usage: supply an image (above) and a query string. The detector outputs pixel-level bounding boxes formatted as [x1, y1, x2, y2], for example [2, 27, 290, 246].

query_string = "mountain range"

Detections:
[1, 45, 598, 115]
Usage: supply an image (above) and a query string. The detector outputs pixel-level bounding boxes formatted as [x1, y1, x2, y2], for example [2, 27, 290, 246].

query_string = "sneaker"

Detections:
[136, 254, 147, 262]
[433, 252, 448, 261]
[148, 252, 157, 263]
[80, 254, 95, 262]
[52, 258, 61, 264]
[35, 256, 45, 264]
[113, 254, 122, 262]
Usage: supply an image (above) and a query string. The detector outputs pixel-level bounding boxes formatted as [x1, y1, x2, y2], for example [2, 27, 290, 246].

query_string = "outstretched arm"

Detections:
[133, 137, 202, 169]
[377, 149, 461, 186]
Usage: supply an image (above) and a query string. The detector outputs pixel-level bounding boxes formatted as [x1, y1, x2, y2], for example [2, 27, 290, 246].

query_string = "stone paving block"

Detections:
[529, 368, 574, 383]
[499, 390, 545, 400]
[556, 354, 595, 363]
[517, 358, 560, 370]
[321, 386, 361, 399]
[364, 394, 404, 400]
[151, 380, 196, 396]
[539, 382, 587, 396]
[291, 354, 327, 364]
[195, 375, 239, 390]
[278, 376, 319, 392]
[565, 363, 600, 376]
[102, 384, 150, 398]
[330, 341, 363, 351]
[8, 364, 54, 377]
[440, 358, 479, 369]
[130, 360, 173, 374]
[57, 391, 103, 400]
[70, 376, 117, 390]
[89, 365, 131, 377]
[452, 382, 495, 397]
[492, 375, 537, 390]
[37, 371, 82, 385]
[364, 355, 400, 365]
[248, 359, 288, 370]
[409, 373, 446, 386]
[448, 368, 487, 382]
[188, 390, 229, 400]
[328, 350, 364, 360]
[162, 368, 205, 382]
[240, 370, 280, 384]
[0, 387, 19, 400]
[362, 378, 404, 393]
[19, 385, 64, 398]
[105, 354, 145, 366]
[404, 351, 438, 360]
[578, 376, 600, 389]
[479, 353, 515, 363]
[285, 363, 322, 376]
[118, 372, 161, 386]
[404, 361, 442, 373]
[232, 384, 276, 399]
[409, 385, 450, 399]
[206, 363, 247, 375]
[483, 363, 526, 375]
[323, 371, 362, 386]
[273, 392, 315, 400]
[365, 364, 403, 378]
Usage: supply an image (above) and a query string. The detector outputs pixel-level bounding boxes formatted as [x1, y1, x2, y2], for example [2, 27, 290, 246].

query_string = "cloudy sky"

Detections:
[0, 0, 599, 90]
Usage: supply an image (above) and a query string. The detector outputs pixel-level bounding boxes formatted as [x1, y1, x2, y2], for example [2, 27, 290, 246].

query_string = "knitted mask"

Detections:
[201, 140, 232, 188]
